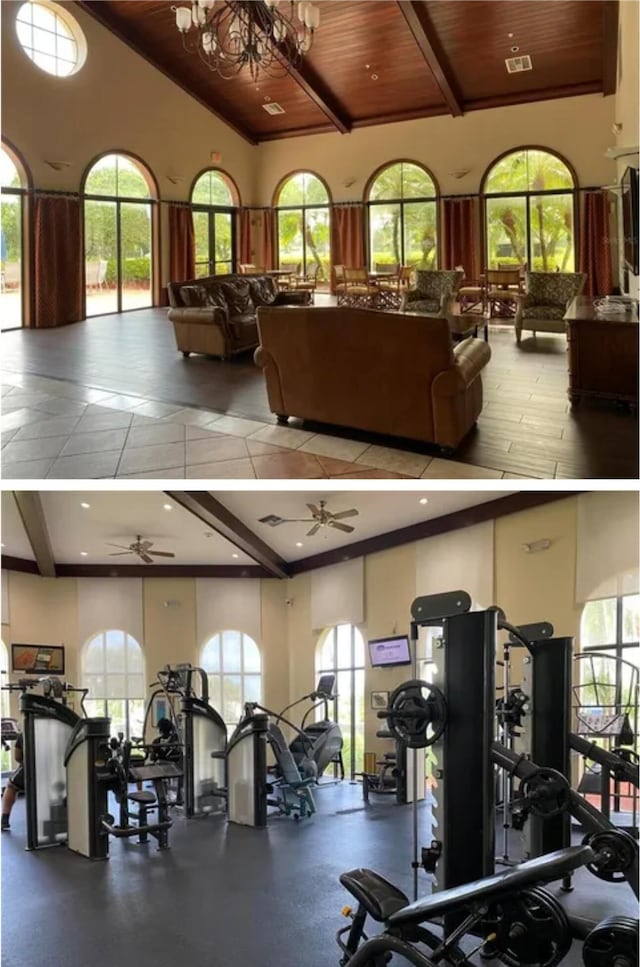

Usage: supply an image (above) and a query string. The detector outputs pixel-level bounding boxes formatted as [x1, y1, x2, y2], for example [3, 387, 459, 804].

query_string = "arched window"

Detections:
[1, 143, 29, 331]
[81, 630, 146, 738]
[191, 168, 238, 277]
[366, 161, 438, 271]
[274, 171, 330, 282]
[482, 147, 576, 272]
[316, 624, 365, 778]
[580, 594, 640, 701]
[1, 641, 10, 775]
[201, 630, 261, 727]
[82, 152, 157, 317]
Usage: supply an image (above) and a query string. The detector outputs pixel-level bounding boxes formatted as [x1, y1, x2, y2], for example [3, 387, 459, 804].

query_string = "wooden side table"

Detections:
[564, 297, 639, 411]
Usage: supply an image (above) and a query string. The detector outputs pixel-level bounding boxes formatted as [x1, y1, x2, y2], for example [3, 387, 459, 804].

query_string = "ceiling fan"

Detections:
[258, 500, 359, 537]
[107, 535, 175, 565]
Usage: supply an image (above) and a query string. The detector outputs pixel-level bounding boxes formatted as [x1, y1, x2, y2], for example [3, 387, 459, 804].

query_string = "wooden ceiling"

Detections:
[78, 0, 616, 143]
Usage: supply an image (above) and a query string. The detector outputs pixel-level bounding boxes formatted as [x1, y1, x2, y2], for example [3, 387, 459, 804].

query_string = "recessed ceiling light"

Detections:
[419, 497, 429, 505]
[80, 551, 88, 557]
[163, 503, 172, 511]
[295, 541, 303, 548]
[80, 502, 90, 509]
[232, 553, 239, 559]
[371, 73, 378, 80]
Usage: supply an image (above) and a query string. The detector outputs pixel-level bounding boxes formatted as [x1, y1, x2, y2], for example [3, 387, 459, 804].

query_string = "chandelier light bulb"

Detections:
[175, 6, 192, 32]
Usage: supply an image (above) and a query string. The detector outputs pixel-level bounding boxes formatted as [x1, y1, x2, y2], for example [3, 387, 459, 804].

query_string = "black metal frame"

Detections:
[366, 196, 439, 272]
[191, 204, 236, 277]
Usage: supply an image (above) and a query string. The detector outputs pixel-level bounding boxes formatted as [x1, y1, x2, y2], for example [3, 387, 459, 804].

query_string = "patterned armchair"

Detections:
[400, 269, 463, 319]
[514, 271, 586, 343]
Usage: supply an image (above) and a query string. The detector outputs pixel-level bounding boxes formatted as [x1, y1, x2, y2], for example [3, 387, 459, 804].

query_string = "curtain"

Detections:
[168, 205, 195, 283]
[576, 492, 639, 602]
[311, 558, 364, 631]
[441, 197, 480, 279]
[196, 579, 262, 644]
[261, 208, 276, 270]
[33, 195, 82, 328]
[579, 191, 613, 297]
[236, 208, 252, 266]
[330, 204, 365, 292]
[415, 520, 494, 608]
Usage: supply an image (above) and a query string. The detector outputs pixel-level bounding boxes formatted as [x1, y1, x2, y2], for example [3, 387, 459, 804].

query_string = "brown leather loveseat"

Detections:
[254, 306, 492, 451]
[167, 273, 310, 359]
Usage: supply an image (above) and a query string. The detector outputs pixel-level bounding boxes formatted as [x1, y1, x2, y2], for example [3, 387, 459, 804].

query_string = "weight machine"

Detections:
[143, 664, 227, 817]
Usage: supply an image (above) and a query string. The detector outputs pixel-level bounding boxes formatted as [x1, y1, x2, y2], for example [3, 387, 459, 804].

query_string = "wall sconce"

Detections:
[166, 175, 186, 185]
[450, 168, 471, 180]
[521, 539, 552, 553]
[44, 160, 71, 171]
[343, 176, 357, 188]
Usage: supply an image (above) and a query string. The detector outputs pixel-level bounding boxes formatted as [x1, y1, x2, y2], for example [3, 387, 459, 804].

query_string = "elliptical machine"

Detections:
[281, 674, 344, 781]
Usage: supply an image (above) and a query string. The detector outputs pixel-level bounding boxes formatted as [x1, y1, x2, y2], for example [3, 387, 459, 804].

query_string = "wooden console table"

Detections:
[564, 296, 638, 411]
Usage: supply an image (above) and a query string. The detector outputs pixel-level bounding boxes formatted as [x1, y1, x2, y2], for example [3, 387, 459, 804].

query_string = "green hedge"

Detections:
[103, 257, 151, 286]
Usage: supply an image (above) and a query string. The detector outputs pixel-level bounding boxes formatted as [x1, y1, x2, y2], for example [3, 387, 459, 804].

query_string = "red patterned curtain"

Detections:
[261, 209, 276, 270]
[441, 197, 480, 279]
[236, 208, 253, 265]
[168, 205, 195, 282]
[330, 205, 365, 292]
[33, 195, 82, 328]
[579, 191, 614, 297]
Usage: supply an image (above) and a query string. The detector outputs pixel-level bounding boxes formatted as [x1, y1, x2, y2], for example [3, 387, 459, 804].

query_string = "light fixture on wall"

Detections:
[44, 160, 72, 171]
[521, 538, 552, 553]
[166, 175, 186, 185]
[171, 1, 321, 81]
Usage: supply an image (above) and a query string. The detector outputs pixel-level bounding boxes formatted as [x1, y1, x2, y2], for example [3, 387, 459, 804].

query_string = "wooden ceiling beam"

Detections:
[602, 0, 619, 96]
[397, 1, 463, 117]
[165, 492, 290, 579]
[12, 493, 56, 578]
[272, 54, 351, 134]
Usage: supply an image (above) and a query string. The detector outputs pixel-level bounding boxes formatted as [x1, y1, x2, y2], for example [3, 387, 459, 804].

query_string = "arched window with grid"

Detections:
[81, 630, 146, 738]
[366, 160, 438, 271]
[200, 630, 262, 728]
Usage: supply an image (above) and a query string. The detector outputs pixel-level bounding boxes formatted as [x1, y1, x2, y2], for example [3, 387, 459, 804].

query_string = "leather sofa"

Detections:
[167, 273, 311, 359]
[254, 306, 492, 451]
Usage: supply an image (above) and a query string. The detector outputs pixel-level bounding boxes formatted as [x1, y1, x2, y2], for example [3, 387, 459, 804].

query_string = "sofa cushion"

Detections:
[248, 276, 279, 307]
[522, 304, 566, 321]
[221, 279, 253, 316]
[202, 285, 229, 310]
[405, 299, 441, 314]
[180, 284, 208, 307]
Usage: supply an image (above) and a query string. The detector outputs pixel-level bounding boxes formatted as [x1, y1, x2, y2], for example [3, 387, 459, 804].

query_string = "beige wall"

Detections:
[255, 94, 617, 205]
[0, 495, 618, 757]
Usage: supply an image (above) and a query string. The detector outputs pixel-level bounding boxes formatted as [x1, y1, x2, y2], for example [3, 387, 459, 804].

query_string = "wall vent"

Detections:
[505, 54, 532, 73]
[262, 102, 285, 115]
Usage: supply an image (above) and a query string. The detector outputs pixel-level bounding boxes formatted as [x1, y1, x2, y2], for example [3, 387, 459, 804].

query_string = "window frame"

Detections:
[190, 167, 239, 278]
[273, 170, 331, 280]
[15, 0, 87, 78]
[365, 159, 439, 271]
[81, 629, 146, 739]
[1, 139, 31, 332]
[480, 145, 578, 272]
[81, 151, 159, 317]
[315, 623, 365, 779]
[200, 629, 262, 728]
[581, 593, 640, 707]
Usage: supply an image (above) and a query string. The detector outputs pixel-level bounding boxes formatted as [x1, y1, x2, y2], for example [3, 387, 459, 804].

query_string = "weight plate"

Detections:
[582, 830, 639, 883]
[583, 915, 638, 967]
[382, 680, 447, 749]
[487, 886, 572, 967]
[519, 768, 570, 819]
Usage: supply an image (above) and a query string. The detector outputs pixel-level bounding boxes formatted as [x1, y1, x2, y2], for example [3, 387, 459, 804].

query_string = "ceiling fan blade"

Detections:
[307, 523, 321, 537]
[306, 503, 322, 517]
[106, 543, 131, 550]
[328, 521, 355, 533]
[139, 540, 154, 550]
[139, 553, 154, 564]
[330, 509, 359, 520]
[148, 551, 175, 558]
[108, 551, 133, 556]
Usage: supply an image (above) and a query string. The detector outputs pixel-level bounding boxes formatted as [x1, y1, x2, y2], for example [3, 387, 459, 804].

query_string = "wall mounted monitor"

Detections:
[11, 643, 65, 675]
[368, 635, 411, 668]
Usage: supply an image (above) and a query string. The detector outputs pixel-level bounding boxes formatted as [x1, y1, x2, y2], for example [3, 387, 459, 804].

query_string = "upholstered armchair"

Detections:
[514, 271, 587, 343]
[400, 269, 463, 319]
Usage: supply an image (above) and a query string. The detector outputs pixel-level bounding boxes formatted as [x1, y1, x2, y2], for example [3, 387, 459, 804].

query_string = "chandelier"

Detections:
[172, 1, 321, 81]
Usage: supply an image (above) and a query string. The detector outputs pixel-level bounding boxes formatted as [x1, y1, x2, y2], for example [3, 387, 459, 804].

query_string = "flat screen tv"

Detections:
[621, 166, 639, 276]
[368, 635, 411, 668]
[11, 643, 65, 675]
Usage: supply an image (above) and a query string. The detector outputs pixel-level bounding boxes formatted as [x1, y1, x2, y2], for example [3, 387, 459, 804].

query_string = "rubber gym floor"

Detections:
[1, 782, 636, 967]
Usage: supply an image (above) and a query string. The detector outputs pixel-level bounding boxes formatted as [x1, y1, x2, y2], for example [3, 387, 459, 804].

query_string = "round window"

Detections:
[16, 1, 87, 77]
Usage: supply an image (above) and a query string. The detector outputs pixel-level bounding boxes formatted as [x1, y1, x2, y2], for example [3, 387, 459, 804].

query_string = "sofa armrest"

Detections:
[433, 338, 491, 396]
[274, 290, 312, 306]
[254, 346, 285, 415]
[168, 305, 228, 328]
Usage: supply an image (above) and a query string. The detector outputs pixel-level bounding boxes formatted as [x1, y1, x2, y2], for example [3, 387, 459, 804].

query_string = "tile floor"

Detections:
[1, 372, 511, 480]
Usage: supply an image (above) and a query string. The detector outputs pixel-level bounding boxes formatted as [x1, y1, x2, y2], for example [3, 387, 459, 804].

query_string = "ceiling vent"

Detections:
[505, 54, 532, 73]
[258, 514, 285, 526]
[262, 102, 285, 115]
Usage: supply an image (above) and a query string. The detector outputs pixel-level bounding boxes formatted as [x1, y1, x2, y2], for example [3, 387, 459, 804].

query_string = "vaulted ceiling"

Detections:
[1, 490, 575, 579]
[77, 0, 617, 144]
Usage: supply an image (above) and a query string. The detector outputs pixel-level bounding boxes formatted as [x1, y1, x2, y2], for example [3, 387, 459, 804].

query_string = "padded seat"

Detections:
[388, 846, 592, 927]
[339, 869, 409, 922]
[128, 791, 156, 805]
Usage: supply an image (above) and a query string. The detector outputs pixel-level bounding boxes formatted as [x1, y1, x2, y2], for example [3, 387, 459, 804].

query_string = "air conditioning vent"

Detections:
[262, 102, 285, 115]
[505, 54, 532, 73]
[258, 514, 284, 526]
